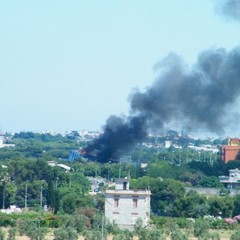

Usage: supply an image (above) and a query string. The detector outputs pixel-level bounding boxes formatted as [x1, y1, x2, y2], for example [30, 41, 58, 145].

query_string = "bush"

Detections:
[105, 221, 121, 235]
[193, 219, 209, 238]
[231, 230, 240, 240]
[198, 232, 220, 240]
[54, 227, 78, 240]
[7, 228, 17, 240]
[171, 229, 188, 240]
[0, 229, 4, 240]
[148, 228, 165, 240]
[45, 215, 62, 228]
[83, 230, 105, 240]
[112, 230, 133, 240]
[18, 220, 47, 240]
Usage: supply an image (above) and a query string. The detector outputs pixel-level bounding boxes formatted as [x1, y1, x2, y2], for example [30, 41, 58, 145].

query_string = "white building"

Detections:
[219, 168, 240, 188]
[105, 178, 151, 229]
[0, 137, 15, 148]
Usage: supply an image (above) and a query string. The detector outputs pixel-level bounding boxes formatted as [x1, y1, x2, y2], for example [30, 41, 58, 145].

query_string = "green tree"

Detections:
[208, 196, 234, 217]
[233, 194, 240, 216]
[151, 178, 185, 215]
[173, 191, 208, 217]
[62, 194, 77, 214]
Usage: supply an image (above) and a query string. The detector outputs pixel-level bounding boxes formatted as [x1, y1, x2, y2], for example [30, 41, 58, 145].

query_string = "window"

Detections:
[114, 198, 119, 208]
[133, 198, 138, 208]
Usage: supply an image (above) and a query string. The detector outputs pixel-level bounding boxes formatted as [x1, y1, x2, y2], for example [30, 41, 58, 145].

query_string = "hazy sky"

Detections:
[1, 0, 240, 133]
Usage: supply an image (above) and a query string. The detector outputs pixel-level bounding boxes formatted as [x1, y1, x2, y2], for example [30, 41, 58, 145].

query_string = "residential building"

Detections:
[105, 178, 151, 229]
[219, 168, 240, 188]
[221, 138, 240, 163]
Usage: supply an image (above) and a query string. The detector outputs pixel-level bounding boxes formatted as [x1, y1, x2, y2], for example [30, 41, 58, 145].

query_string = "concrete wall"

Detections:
[105, 190, 150, 228]
[185, 187, 240, 196]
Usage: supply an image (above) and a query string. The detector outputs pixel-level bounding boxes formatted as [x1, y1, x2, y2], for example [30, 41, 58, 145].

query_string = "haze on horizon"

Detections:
[1, 0, 240, 136]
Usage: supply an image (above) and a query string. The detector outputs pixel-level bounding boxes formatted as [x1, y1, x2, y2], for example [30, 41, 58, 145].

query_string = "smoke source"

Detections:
[85, 47, 240, 162]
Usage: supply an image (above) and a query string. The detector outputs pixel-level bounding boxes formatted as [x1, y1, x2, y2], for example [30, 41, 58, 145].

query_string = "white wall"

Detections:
[105, 190, 151, 228]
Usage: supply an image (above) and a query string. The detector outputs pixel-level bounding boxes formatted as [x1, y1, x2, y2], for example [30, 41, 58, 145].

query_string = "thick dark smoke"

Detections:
[220, 0, 240, 20]
[85, 115, 147, 162]
[85, 47, 240, 162]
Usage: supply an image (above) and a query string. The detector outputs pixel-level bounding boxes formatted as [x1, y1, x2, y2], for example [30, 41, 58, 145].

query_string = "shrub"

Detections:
[83, 230, 105, 240]
[231, 230, 240, 240]
[193, 219, 209, 237]
[112, 230, 133, 240]
[0, 229, 4, 240]
[198, 232, 220, 240]
[7, 228, 17, 240]
[148, 228, 165, 240]
[105, 221, 121, 235]
[54, 227, 78, 240]
[18, 220, 47, 240]
[171, 229, 188, 240]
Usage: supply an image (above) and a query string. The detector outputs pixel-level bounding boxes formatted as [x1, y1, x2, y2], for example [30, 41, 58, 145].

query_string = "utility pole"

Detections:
[2, 181, 6, 209]
[101, 214, 104, 240]
[25, 182, 28, 210]
[119, 163, 121, 179]
[40, 182, 43, 209]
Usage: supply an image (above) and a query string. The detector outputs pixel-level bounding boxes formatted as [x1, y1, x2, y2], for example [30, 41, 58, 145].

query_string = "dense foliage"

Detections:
[0, 131, 240, 238]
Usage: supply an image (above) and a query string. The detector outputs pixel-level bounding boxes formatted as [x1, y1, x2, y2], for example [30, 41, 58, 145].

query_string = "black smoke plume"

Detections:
[85, 47, 240, 162]
[219, 0, 240, 20]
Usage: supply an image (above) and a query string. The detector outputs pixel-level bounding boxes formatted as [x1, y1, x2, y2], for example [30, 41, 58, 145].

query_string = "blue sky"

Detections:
[0, 0, 240, 133]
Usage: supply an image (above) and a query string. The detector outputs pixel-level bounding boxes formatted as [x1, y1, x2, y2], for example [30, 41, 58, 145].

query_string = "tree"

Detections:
[46, 180, 60, 213]
[233, 194, 240, 216]
[151, 178, 185, 215]
[62, 194, 77, 214]
[208, 196, 234, 217]
[173, 191, 208, 217]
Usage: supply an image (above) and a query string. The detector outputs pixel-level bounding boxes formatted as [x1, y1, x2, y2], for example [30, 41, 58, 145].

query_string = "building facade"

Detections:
[219, 168, 240, 189]
[105, 178, 151, 229]
[221, 138, 240, 163]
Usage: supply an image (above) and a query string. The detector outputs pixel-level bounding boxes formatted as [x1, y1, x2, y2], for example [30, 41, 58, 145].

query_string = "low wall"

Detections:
[185, 187, 240, 196]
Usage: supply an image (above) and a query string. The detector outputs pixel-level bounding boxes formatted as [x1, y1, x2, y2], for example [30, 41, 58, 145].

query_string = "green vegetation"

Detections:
[0, 131, 239, 238]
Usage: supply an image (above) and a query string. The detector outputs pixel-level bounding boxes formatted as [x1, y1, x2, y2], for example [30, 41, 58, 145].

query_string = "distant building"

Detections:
[105, 178, 151, 229]
[48, 161, 71, 172]
[221, 138, 240, 163]
[164, 140, 172, 148]
[219, 168, 240, 188]
[0, 137, 15, 148]
[1, 205, 22, 214]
